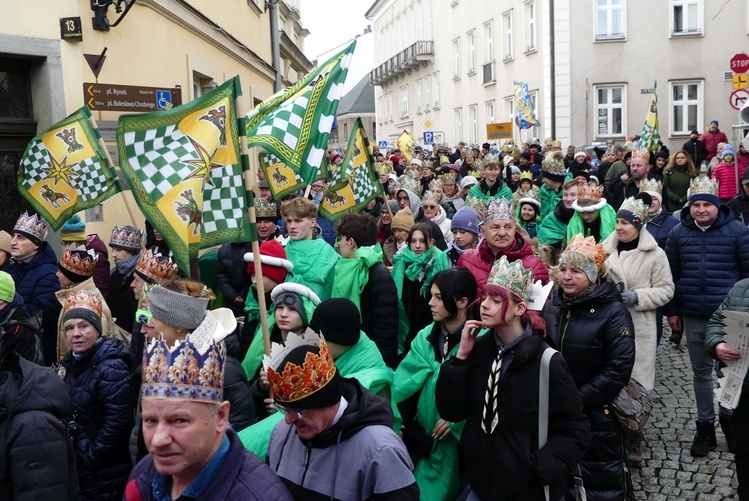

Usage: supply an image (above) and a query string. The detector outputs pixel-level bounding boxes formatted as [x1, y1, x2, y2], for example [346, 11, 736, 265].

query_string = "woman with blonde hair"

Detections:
[663, 150, 698, 212]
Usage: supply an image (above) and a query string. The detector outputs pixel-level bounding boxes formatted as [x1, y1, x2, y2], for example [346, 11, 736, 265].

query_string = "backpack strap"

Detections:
[538, 346, 557, 501]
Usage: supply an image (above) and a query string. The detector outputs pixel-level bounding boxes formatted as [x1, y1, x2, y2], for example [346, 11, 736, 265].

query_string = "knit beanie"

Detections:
[451, 206, 480, 235]
[147, 285, 209, 331]
[387, 200, 400, 215]
[274, 292, 308, 325]
[391, 207, 415, 233]
[0, 231, 11, 255]
[245, 240, 293, 285]
[0, 271, 15, 303]
[310, 298, 361, 347]
[62, 290, 103, 336]
[60, 215, 87, 242]
[723, 146, 735, 160]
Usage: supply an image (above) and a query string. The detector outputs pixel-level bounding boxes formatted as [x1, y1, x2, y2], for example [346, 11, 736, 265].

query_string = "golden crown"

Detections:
[519, 171, 534, 182]
[442, 172, 457, 186]
[255, 197, 278, 219]
[400, 175, 423, 196]
[422, 190, 438, 204]
[13, 212, 47, 241]
[64, 289, 103, 318]
[483, 153, 500, 166]
[142, 334, 226, 403]
[59, 244, 98, 277]
[375, 161, 392, 175]
[405, 166, 421, 180]
[464, 196, 486, 221]
[690, 177, 719, 197]
[578, 182, 605, 201]
[484, 197, 515, 223]
[564, 234, 607, 269]
[630, 148, 651, 163]
[110, 225, 143, 250]
[639, 178, 662, 195]
[486, 255, 534, 300]
[263, 331, 337, 405]
[428, 178, 444, 192]
[136, 249, 178, 283]
[618, 197, 649, 224]
[542, 151, 567, 175]
[551, 140, 562, 148]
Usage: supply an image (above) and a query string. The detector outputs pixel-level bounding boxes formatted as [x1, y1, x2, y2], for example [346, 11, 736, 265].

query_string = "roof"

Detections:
[336, 75, 375, 117]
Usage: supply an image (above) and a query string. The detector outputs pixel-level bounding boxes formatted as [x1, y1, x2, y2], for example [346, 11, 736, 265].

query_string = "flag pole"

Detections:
[88, 115, 139, 227]
[238, 94, 272, 356]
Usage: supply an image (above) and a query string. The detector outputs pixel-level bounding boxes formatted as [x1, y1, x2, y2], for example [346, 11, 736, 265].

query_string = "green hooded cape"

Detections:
[331, 244, 383, 310]
[539, 183, 563, 221]
[566, 203, 617, 243]
[284, 238, 340, 301]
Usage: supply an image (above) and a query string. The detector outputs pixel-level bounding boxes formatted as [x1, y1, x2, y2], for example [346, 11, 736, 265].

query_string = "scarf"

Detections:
[399, 246, 440, 295]
[114, 252, 141, 277]
[331, 244, 383, 310]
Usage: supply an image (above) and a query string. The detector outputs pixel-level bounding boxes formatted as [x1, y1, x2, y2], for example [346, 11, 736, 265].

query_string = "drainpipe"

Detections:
[269, 0, 282, 92]
[549, 0, 556, 139]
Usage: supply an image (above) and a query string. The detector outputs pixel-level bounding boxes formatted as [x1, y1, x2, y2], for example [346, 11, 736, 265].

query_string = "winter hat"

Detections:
[270, 283, 321, 327]
[0, 271, 15, 303]
[60, 215, 87, 242]
[541, 151, 567, 182]
[310, 298, 361, 347]
[390, 155, 400, 165]
[510, 166, 521, 175]
[0, 231, 11, 255]
[688, 177, 721, 207]
[244, 239, 293, 285]
[62, 289, 103, 336]
[520, 151, 532, 161]
[710, 120, 719, 126]
[451, 206, 480, 235]
[723, 146, 735, 160]
[503, 156, 514, 168]
[574, 151, 587, 160]
[148, 285, 210, 331]
[58, 245, 98, 284]
[460, 176, 478, 190]
[411, 158, 423, 168]
[387, 199, 400, 215]
[391, 207, 415, 233]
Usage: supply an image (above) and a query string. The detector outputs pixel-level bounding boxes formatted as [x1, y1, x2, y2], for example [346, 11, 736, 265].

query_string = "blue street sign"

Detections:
[423, 131, 434, 145]
[156, 90, 172, 110]
[378, 140, 388, 149]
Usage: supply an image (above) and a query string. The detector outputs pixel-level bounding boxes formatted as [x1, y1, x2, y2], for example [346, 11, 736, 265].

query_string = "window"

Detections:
[595, 0, 625, 40]
[85, 205, 104, 223]
[433, 71, 440, 109]
[469, 105, 478, 144]
[388, 92, 394, 122]
[502, 11, 513, 60]
[595, 85, 625, 137]
[670, 81, 702, 135]
[483, 20, 494, 63]
[343, 123, 349, 141]
[671, 0, 702, 35]
[452, 38, 461, 80]
[399, 85, 409, 118]
[467, 30, 476, 74]
[485, 100, 496, 124]
[424, 75, 431, 111]
[377, 96, 383, 124]
[415, 80, 422, 113]
[524, 1, 536, 52]
[504, 96, 515, 122]
[454, 108, 463, 144]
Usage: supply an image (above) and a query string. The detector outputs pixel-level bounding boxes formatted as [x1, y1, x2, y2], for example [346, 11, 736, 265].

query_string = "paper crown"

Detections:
[630, 148, 651, 163]
[578, 182, 605, 201]
[689, 177, 719, 197]
[639, 178, 662, 195]
[400, 175, 423, 196]
[618, 197, 649, 223]
[110, 225, 143, 250]
[487, 255, 534, 300]
[141, 334, 226, 403]
[542, 151, 567, 175]
[422, 190, 439, 204]
[13, 212, 47, 242]
[464, 196, 486, 221]
[263, 330, 337, 405]
[135, 249, 179, 283]
[375, 161, 392, 175]
[428, 178, 443, 192]
[551, 140, 562, 148]
[483, 154, 500, 166]
[468, 168, 483, 179]
[59, 244, 98, 278]
[484, 197, 515, 223]
[564, 234, 606, 270]
[519, 171, 534, 182]
[255, 197, 279, 220]
[442, 172, 457, 186]
[64, 289, 103, 318]
[405, 166, 421, 180]
[422, 159, 434, 171]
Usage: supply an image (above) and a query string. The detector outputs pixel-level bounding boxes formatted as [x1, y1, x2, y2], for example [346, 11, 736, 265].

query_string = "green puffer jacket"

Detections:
[705, 277, 749, 392]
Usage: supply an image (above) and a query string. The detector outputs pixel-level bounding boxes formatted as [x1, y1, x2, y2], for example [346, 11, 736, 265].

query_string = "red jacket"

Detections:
[457, 235, 549, 299]
[712, 162, 746, 200]
[702, 129, 729, 161]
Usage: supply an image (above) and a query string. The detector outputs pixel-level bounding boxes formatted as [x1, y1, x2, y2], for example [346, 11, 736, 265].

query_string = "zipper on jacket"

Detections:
[559, 310, 571, 355]
[300, 442, 311, 486]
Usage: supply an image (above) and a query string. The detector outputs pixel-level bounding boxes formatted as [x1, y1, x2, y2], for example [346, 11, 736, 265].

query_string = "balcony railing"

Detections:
[370, 41, 434, 85]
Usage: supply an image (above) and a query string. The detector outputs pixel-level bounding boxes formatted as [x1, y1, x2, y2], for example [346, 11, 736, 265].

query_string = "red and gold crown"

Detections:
[110, 225, 143, 251]
[13, 211, 47, 242]
[578, 182, 605, 201]
[563, 234, 606, 270]
[59, 244, 98, 277]
[64, 289, 103, 318]
[135, 249, 178, 282]
[263, 331, 337, 405]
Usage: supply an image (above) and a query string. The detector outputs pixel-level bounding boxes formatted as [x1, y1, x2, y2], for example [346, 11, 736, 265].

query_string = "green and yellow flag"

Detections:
[117, 77, 251, 274]
[319, 118, 383, 221]
[18, 106, 121, 230]
[639, 81, 660, 152]
[396, 130, 416, 164]
[246, 41, 356, 190]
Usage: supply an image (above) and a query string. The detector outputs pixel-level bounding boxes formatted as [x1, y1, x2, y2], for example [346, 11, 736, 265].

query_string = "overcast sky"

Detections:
[301, 0, 374, 93]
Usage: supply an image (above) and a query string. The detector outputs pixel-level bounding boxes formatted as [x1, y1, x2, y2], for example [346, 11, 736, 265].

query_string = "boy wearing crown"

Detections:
[665, 177, 749, 457]
[5, 211, 61, 365]
[266, 332, 419, 500]
[107, 225, 143, 333]
[566, 182, 617, 244]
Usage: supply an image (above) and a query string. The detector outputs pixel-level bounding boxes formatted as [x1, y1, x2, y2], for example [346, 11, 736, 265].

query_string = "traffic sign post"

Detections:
[729, 89, 749, 111]
[731, 53, 749, 74]
[734, 74, 748, 90]
[423, 131, 434, 145]
[84, 83, 183, 112]
[377, 140, 388, 149]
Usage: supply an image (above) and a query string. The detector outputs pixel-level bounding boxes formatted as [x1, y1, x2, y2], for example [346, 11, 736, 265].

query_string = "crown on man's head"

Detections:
[483, 154, 500, 166]
[689, 177, 719, 197]
[578, 182, 605, 201]
[639, 178, 662, 195]
[630, 148, 651, 163]
[142, 334, 226, 403]
[486, 255, 534, 300]
[484, 197, 515, 224]
[110, 225, 143, 250]
[59, 244, 98, 278]
[542, 151, 567, 175]
[13, 212, 47, 242]
[64, 289, 103, 318]
[136, 249, 178, 283]
[255, 197, 278, 220]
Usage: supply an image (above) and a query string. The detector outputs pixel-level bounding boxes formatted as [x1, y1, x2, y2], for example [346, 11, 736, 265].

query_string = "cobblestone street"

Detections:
[631, 338, 739, 500]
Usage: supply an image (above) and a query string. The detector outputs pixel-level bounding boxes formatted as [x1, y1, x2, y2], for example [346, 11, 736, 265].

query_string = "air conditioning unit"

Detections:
[724, 71, 734, 82]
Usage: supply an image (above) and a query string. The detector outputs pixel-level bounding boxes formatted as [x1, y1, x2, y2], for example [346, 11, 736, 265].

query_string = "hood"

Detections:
[310, 378, 393, 448]
[679, 203, 734, 229]
[0, 293, 24, 324]
[0, 353, 70, 419]
[479, 233, 533, 261]
[551, 277, 622, 310]
[431, 205, 447, 225]
[398, 188, 421, 215]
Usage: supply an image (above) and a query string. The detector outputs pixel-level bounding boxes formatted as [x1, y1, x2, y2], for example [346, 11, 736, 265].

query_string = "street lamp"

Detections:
[90, 0, 137, 31]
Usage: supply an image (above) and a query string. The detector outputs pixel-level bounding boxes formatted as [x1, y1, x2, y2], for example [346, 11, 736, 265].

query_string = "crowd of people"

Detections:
[2, 123, 749, 500]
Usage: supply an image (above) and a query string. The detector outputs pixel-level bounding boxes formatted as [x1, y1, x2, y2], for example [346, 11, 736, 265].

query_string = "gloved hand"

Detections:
[621, 290, 638, 306]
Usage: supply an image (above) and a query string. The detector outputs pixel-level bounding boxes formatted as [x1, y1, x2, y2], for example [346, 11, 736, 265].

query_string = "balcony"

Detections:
[370, 41, 434, 86]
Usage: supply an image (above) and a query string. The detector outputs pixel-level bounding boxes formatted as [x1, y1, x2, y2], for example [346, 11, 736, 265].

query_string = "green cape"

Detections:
[331, 244, 383, 310]
[566, 203, 617, 243]
[284, 238, 340, 301]
[539, 184, 563, 221]
[467, 182, 513, 203]
[536, 210, 569, 245]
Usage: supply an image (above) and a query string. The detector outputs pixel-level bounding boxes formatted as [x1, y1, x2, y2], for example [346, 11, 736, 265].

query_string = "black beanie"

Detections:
[310, 298, 361, 347]
[63, 308, 103, 336]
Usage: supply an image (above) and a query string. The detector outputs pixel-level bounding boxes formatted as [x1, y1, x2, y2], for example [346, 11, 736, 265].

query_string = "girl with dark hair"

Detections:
[436, 257, 589, 500]
[392, 223, 451, 356]
[393, 268, 477, 500]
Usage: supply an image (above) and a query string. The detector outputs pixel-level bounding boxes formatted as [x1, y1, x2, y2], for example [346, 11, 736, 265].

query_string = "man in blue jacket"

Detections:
[665, 177, 749, 457]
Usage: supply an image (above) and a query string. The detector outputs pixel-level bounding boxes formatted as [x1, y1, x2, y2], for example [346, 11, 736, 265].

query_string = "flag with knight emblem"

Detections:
[117, 76, 251, 274]
[639, 81, 660, 152]
[396, 130, 416, 164]
[318, 118, 383, 221]
[246, 41, 356, 191]
[17, 106, 121, 230]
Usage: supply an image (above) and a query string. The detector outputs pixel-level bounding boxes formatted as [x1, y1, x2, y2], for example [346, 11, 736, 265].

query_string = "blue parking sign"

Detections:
[423, 131, 434, 145]
[156, 90, 172, 111]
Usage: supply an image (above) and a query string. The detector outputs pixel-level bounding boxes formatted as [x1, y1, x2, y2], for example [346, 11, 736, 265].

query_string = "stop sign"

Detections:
[731, 53, 749, 74]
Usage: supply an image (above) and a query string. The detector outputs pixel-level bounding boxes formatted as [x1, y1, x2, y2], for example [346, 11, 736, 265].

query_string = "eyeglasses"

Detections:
[275, 403, 308, 420]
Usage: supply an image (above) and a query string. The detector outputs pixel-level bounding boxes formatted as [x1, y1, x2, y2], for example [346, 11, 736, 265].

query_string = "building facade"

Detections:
[367, 0, 749, 151]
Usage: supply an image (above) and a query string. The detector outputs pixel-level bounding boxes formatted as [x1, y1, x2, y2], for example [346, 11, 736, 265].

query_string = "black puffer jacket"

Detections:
[217, 242, 252, 317]
[224, 329, 256, 431]
[0, 353, 81, 500]
[542, 280, 635, 501]
[360, 262, 399, 369]
[645, 209, 678, 250]
[107, 269, 137, 332]
[60, 338, 134, 501]
[0, 293, 44, 365]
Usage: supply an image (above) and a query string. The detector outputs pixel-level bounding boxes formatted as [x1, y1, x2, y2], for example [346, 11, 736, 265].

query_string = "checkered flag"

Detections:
[17, 106, 121, 230]
[117, 77, 252, 274]
[246, 41, 356, 187]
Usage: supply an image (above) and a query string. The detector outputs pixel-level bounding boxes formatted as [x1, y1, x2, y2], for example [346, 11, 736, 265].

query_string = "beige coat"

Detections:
[56, 277, 114, 361]
[603, 229, 674, 391]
